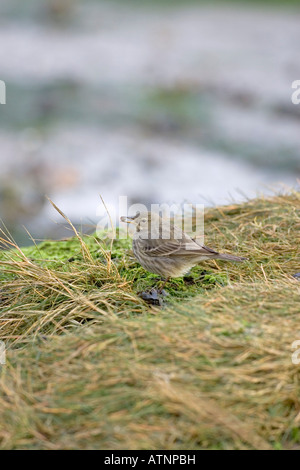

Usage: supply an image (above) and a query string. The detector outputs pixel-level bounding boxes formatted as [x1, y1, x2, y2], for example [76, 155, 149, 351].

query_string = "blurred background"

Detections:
[0, 0, 299, 245]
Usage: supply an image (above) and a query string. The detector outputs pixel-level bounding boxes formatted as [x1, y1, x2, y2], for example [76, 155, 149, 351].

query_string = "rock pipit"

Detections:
[121, 211, 247, 293]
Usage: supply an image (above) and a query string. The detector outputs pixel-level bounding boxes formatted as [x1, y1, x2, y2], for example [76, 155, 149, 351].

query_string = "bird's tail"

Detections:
[216, 253, 248, 262]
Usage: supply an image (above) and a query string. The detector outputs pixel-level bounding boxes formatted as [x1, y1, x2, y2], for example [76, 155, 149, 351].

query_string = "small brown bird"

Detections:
[121, 211, 247, 283]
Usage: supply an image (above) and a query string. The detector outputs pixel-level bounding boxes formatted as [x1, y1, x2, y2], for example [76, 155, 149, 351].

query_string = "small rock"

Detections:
[138, 288, 165, 306]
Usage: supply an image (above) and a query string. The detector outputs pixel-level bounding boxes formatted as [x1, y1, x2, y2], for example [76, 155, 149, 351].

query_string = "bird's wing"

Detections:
[139, 236, 219, 258]
[141, 238, 183, 257]
[193, 240, 219, 255]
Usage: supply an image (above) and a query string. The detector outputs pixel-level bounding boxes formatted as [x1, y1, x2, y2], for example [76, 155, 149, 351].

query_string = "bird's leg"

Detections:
[157, 277, 170, 294]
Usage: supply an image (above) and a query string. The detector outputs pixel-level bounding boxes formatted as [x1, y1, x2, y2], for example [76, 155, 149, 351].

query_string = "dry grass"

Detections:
[0, 192, 300, 449]
[0, 211, 145, 344]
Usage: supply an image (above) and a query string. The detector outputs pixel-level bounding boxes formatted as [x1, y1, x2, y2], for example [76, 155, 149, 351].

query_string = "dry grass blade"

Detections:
[46, 196, 92, 262]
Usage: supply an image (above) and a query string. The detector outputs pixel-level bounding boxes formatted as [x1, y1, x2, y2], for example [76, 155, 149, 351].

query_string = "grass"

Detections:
[0, 192, 300, 449]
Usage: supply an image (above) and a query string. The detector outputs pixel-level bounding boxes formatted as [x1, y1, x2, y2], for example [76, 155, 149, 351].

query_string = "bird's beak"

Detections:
[120, 211, 140, 225]
[120, 215, 136, 225]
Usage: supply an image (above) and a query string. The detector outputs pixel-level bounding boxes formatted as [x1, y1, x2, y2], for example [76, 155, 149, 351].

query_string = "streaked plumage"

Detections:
[121, 211, 247, 279]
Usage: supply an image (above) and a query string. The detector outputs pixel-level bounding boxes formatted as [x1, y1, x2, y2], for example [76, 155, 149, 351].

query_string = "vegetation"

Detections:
[0, 192, 299, 449]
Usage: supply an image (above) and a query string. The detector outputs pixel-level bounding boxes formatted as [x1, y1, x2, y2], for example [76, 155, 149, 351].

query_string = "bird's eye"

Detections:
[141, 218, 147, 224]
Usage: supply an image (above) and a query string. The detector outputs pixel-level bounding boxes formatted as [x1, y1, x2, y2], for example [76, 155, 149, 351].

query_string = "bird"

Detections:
[120, 211, 247, 287]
